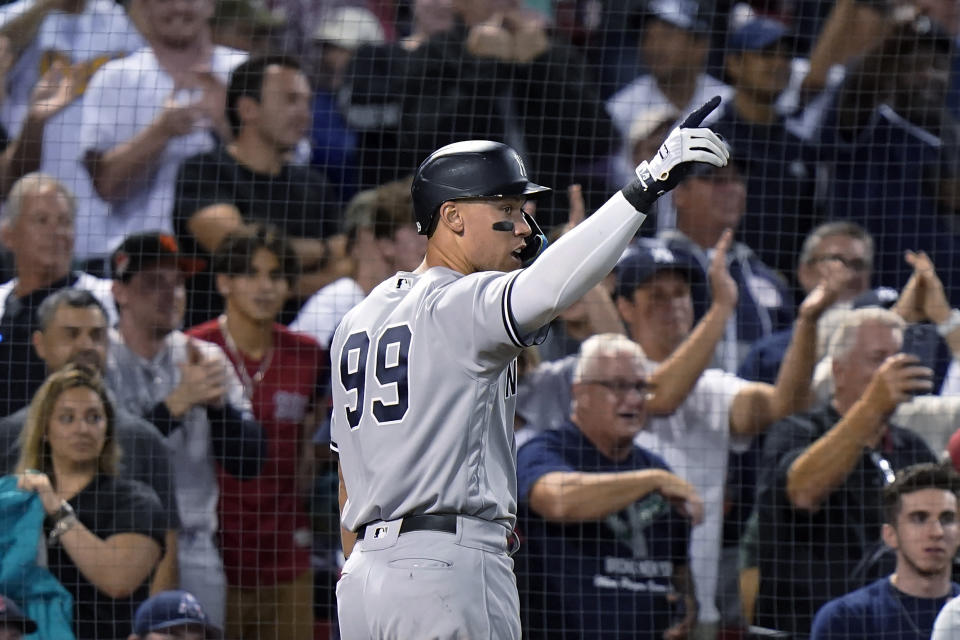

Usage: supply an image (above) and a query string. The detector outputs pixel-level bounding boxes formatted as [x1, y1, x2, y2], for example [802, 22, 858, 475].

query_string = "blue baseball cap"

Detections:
[615, 239, 699, 299]
[132, 591, 222, 638]
[727, 17, 793, 52]
[0, 595, 37, 634]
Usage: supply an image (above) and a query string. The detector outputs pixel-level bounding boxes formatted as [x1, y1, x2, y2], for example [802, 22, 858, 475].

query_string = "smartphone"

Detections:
[900, 324, 937, 395]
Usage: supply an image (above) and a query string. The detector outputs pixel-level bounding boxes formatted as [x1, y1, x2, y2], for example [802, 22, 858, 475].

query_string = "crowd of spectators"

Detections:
[2, 0, 960, 638]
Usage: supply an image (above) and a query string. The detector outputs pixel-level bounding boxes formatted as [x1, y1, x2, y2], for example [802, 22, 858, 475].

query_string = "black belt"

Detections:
[359, 514, 458, 539]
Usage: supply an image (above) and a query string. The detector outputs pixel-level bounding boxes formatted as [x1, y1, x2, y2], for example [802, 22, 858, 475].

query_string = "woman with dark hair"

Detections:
[15, 364, 166, 640]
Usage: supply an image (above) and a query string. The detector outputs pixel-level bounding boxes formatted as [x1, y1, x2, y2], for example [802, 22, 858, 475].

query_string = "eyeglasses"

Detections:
[809, 253, 871, 272]
[583, 379, 650, 396]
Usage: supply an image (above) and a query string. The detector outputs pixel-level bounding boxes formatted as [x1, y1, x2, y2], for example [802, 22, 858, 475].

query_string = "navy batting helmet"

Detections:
[411, 140, 551, 236]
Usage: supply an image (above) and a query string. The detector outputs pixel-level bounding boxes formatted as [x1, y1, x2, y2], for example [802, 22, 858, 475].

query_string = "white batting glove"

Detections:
[624, 96, 730, 211]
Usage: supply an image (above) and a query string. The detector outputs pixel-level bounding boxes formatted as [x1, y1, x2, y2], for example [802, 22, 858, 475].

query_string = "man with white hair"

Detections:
[0, 172, 115, 416]
[755, 307, 939, 637]
[516, 333, 702, 640]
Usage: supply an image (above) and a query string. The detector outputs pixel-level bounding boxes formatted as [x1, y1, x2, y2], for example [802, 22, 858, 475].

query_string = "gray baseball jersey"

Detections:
[331, 267, 545, 532]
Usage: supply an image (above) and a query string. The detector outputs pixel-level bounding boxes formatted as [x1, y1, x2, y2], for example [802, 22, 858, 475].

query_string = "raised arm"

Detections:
[85, 91, 206, 203]
[0, 0, 82, 56]
[803, 0, 887, 95]
[0, 61, 78, 195]
[729, 263, 846, 436]
[645, 230, 737, 414]
[786, 354, 932, 511]
[511, 97, 730, 334]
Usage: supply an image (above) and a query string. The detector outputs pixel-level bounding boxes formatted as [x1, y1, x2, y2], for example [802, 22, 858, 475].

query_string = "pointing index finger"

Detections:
[680, 95, 721, 128]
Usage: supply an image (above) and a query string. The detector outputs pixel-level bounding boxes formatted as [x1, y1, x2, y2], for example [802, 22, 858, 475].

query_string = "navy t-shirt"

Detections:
[812, 97, 960, 294]
[810, 577, 960, 639]
[711, 104, 821, 276]
[516, 423, 691, 640]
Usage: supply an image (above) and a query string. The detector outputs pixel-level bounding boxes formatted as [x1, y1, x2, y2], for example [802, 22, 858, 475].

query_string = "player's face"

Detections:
[255, 66, 313, 151]
[457, 197, 532, 272]
[575, 352, 649, 445]
[885, 488, 960, 578]
[144, 0, 214, 49]
[619, 271, 693, 360]
[798, 234, 871, 301]
[2, 187, 75, 278]
[35, 306, 108, 374]
[116, 262, 187, 339]
[46, 386, 108, 467]
[222, 248, 289, 323]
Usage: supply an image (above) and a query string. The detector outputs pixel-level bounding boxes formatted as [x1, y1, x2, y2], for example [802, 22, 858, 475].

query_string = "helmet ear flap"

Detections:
[420, 206, 441, 237]
[518, 212, 548, 267]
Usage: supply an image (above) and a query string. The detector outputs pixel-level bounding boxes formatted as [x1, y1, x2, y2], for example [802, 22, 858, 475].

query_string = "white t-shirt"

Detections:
[290, 277, 365, 348]
[0, 0, 145, 259]
[79, 45, 247, 251]
[634, 358, 750, 624]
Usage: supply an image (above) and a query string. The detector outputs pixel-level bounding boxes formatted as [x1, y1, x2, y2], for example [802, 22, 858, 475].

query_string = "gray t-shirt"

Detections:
[106, 329, 247, 533]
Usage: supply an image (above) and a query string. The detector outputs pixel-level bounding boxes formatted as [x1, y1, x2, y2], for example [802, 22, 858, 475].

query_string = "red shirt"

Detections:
[189, 320, 327, 587]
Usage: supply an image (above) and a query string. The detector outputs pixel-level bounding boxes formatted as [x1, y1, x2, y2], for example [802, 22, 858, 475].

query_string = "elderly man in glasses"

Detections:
[515, 333, 703, 640]
[755, 307, 939, 637]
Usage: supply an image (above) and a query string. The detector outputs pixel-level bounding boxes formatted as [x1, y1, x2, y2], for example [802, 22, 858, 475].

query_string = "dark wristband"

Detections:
[621, 176, 662, 213]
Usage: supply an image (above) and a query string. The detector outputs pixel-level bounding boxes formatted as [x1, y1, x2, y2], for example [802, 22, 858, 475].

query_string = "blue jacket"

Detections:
[0, 475, 74, 639]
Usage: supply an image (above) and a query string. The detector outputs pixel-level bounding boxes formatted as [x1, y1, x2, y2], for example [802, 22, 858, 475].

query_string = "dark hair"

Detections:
[226, 55, 304, 136]
[36, 288, 108, 332]
[212, 223, 301, 287]
[882, 462, 960, 525]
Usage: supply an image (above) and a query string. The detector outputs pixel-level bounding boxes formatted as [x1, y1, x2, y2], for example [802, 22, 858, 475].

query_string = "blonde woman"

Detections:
[15, 365, 165, 640]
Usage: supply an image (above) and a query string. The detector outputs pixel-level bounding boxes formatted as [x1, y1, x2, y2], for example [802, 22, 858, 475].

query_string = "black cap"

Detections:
[0, 595, 38, 634]
[132, 591, 222, 638]
[615, 239, 699, 299]
[110, 232, 205, 282]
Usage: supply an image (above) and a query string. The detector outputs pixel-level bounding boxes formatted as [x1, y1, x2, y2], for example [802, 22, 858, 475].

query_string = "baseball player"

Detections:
[331, 97, 730, 639]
